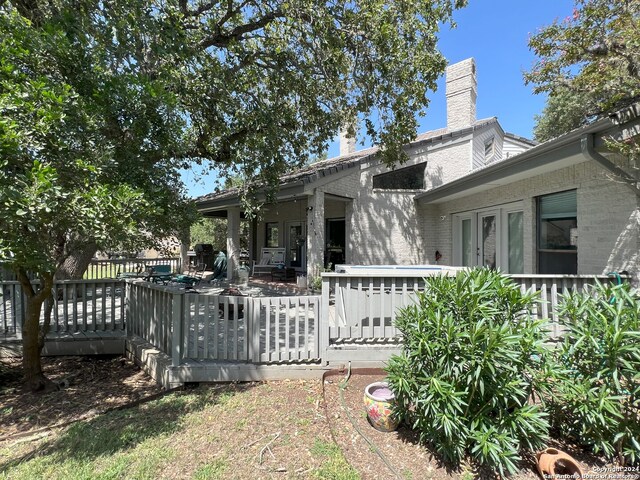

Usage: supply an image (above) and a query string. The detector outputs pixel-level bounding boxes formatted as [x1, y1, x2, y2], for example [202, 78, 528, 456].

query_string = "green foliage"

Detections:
[525, 0, 640, 115]
[386, 268, 553, 476]
[0, 6, 196, 278]
[533, 88, 594, 142]
[526, 1, 640, 152]
[190, 217, 249, 252]
[1, 0, 469, 270]
[550, 281, 640, 464]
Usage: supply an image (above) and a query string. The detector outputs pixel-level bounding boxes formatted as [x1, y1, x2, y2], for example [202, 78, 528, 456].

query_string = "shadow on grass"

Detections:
[0, 383, 256, 474]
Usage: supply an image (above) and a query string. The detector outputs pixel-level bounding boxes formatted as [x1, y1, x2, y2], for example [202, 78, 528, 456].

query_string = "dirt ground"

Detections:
[1, 359, 638, 479]
[0, 356, 163, 438]
[323, 371, 639, 480]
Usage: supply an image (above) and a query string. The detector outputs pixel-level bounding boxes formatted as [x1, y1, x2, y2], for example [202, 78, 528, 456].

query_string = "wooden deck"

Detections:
[1, 272, 622, 388]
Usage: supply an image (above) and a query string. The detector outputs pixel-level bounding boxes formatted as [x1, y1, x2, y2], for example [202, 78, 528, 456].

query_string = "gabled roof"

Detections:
[504, 132, 538, 147]
[415, 117, 617, 204]
[196, 118, 502, 210]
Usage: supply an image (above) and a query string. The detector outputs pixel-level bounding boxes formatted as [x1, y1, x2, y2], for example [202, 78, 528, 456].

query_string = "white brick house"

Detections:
[196, 58, 640, 283]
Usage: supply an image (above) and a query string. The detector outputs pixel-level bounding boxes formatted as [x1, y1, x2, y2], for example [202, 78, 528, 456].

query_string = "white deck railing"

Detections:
[125, 281, 321, 366]
[2, 273, 625, 366]
[320, 272, 621, 344]
[1, 279, 125, 337]
[86, 257, 181, 279]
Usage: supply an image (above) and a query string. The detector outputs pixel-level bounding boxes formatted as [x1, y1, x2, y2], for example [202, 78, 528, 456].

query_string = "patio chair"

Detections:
[171, 263, 206, 289]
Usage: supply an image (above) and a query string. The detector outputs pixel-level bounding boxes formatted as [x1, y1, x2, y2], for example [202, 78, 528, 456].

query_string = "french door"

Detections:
[454, 202, 523, 273]
[285, 221, 306, 269]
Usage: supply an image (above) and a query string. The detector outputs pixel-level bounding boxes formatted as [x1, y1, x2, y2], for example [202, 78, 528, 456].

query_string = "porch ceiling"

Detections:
[198, 182, 307, 215]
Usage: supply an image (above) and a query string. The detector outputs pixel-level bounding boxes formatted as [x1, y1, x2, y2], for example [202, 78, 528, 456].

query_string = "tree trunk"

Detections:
[57, 242, 98, 280]
[17, 269, 57, 392]
[180, 228, 190, 273]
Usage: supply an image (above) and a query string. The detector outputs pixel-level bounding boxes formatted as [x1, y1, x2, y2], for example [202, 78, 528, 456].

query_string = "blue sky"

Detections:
[183, 0, 576, 197]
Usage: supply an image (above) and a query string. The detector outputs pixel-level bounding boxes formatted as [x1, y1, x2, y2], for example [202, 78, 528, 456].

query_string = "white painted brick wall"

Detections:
[424, 159, 639, 280]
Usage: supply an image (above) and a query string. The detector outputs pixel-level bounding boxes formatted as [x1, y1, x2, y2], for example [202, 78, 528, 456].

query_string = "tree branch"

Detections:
[199, 9, 284, 49]
[10, 0, 43, 26]
[180, 0, 220, 18]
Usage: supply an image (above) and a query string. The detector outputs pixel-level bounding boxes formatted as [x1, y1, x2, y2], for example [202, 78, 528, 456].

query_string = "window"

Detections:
[484, 138, 495, 163]
[372, 162, 426, 190]
[265, 222, 279, 248]
[537, 190, 577, 274]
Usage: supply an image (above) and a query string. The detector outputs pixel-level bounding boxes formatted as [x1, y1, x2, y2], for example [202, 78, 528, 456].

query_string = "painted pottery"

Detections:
[536, 448, 583, 479]
[363, 381, 399, 432]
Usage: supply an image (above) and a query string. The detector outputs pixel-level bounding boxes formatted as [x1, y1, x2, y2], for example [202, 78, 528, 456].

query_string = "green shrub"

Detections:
[551, 281, 640, 464]
[386, 268, 553, 476]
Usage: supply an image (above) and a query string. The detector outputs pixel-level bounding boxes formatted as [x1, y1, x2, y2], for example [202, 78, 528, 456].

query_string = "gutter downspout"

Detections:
[581, 134, 640, 195]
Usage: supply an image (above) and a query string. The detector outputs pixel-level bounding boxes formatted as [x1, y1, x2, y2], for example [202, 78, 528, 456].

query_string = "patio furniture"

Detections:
[271, 267, 296, 282]
[144, 264, 172, 284]
[116, 262, 145, 279]
[171, 263, 206, 290]
[252, 248, 286, 276]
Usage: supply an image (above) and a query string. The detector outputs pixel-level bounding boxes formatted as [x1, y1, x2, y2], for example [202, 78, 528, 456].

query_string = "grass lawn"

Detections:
[0, 381, 356, 480]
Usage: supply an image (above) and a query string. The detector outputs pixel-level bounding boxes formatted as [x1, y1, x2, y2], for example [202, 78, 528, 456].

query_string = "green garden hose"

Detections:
[338, 362, 403, 480]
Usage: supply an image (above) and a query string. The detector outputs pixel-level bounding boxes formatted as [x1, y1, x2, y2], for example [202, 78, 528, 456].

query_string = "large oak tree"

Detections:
[1, 0, 466, 390]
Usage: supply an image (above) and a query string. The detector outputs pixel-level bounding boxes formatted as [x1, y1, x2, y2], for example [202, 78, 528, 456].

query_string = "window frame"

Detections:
[453, 201, 523, 273]
[536, 189, 577, 274]
[372, 162, 427, 190]
[265, 222, 279, 248]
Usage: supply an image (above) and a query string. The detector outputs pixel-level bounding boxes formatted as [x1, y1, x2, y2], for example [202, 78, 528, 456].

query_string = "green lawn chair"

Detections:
[171, 263, 206, 290]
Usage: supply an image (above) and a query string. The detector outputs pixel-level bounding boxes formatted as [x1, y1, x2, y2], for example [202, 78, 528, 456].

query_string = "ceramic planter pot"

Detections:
[363, 381, 399, 432]
[536, 448, 583, 479]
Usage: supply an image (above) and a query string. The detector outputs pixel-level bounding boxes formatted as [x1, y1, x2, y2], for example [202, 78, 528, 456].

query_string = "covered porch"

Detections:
[198, 189, 353, 282]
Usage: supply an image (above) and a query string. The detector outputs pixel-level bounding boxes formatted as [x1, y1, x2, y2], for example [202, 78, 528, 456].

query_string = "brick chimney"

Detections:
[339, 123, 357, 156]
[446, 58, 477, 131]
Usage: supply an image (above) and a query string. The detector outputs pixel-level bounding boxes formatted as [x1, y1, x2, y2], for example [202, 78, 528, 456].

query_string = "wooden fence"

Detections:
[86, 257, 181, 279]
[125, 281, 321, 366]
[320, 272, 621, 345]
[1, 272, 626, 370]
[1, 279, 125, 337]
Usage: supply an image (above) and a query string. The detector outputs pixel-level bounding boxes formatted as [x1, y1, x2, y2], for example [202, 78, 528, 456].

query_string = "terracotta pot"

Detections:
[363, 381, 399, 432]
[536, 448, 584, 479]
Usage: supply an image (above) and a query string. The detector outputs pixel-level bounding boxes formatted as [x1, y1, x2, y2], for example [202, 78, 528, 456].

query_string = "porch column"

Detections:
[345, 201, 354, 264]
[306, 189, 325, 278]
[227, 207, 241, 280]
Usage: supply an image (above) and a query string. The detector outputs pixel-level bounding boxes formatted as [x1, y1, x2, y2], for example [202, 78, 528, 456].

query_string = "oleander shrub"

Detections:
[551, 281, 640, 465]
[386, 268, 554, 476]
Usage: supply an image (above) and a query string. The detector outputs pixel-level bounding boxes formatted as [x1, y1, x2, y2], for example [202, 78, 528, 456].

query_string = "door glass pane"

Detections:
[288, 224, 303, 267]
[508, 212, 523, 274]
[461, 219, 472, 266]
[265, 223, 279, 248]
[482, 215, 496, 269]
